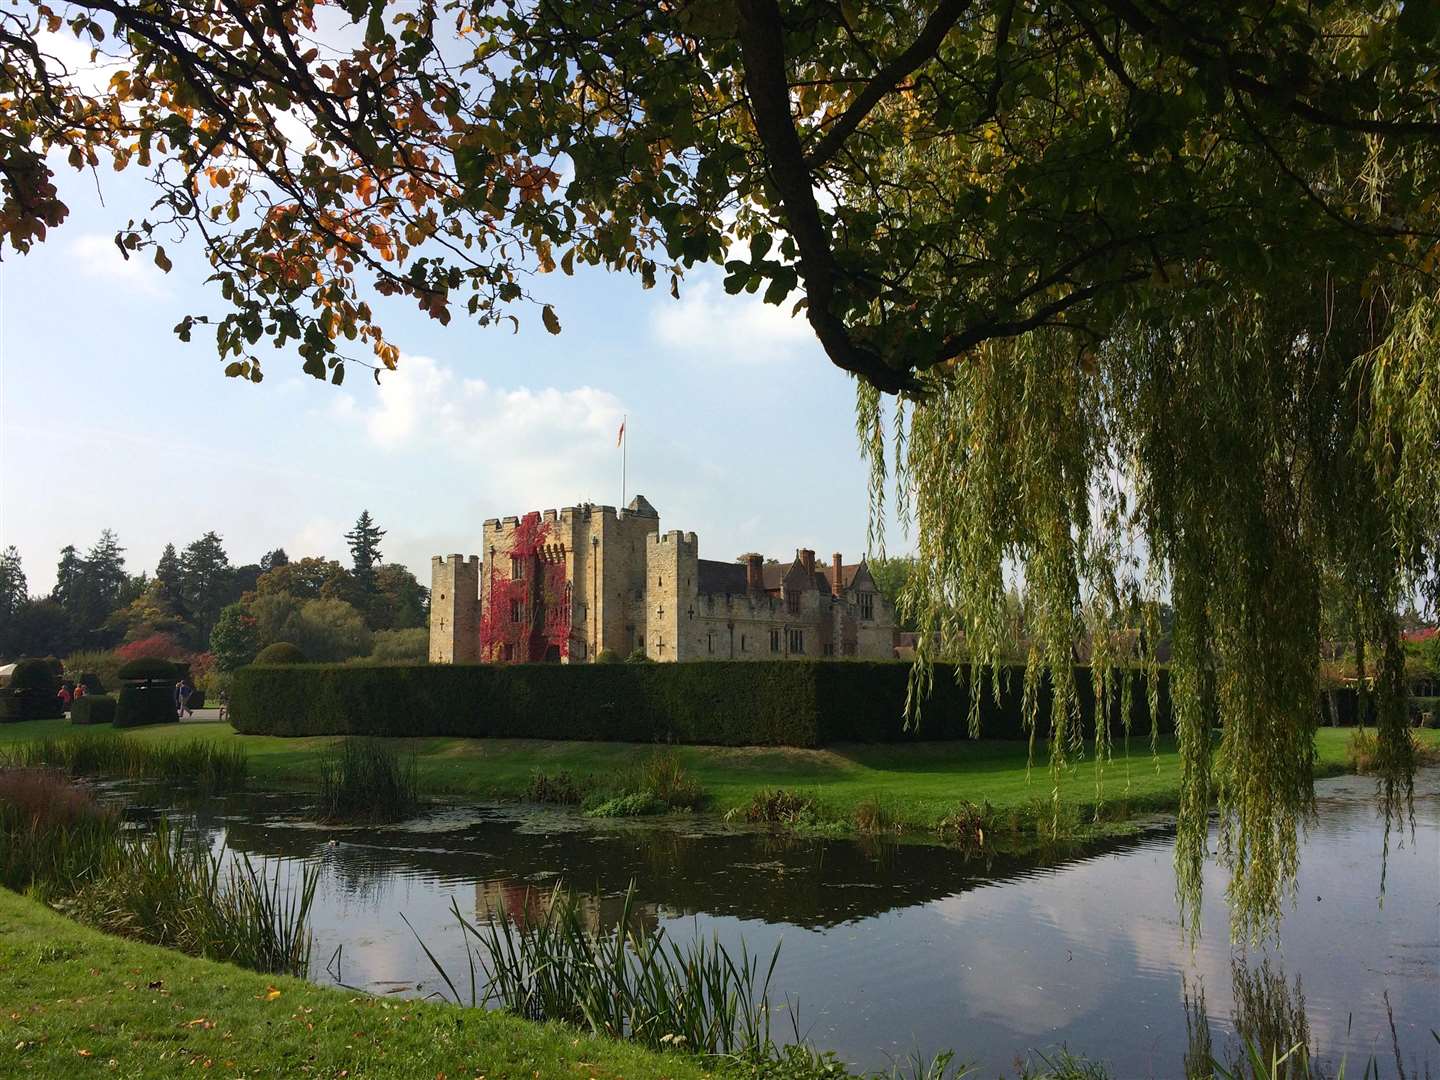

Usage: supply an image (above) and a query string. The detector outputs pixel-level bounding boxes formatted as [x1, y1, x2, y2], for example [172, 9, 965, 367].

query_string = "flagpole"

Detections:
[621, 414, 627, 507]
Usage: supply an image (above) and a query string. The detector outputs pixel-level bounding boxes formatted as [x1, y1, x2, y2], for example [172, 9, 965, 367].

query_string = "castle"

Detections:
[429, 496, 897, 663]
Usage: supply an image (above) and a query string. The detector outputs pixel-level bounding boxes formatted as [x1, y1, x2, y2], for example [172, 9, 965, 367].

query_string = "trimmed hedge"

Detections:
[114, 685, 179, 729]
[116, 657, 179, 682]
[71, 693, 117, 726]
[231, 661, 1174, 747]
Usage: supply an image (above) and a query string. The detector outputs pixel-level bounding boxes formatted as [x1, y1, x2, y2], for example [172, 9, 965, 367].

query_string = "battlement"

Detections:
[649, 529, 698, 553]
[432, 553, 480, 569]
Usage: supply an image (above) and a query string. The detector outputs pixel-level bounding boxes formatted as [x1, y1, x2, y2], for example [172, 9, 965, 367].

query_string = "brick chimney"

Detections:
[745, 553, 765, 592]
[799, 549, 816, 576]
[832, 552, 844, 596]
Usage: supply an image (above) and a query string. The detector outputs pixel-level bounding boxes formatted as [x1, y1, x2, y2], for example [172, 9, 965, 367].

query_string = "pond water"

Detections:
[128, 770, 1439, 1077]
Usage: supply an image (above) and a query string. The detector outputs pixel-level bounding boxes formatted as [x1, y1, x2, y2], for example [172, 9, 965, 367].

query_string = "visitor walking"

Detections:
[174, 678, 193, 720]
[56, 684, 72, 712]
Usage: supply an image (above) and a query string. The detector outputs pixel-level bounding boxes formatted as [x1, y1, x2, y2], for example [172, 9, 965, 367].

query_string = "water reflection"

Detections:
[121, 769, 1438, 1078]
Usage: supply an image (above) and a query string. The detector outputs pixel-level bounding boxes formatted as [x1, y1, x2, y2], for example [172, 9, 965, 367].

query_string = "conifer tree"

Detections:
[345, 511, 386, 593]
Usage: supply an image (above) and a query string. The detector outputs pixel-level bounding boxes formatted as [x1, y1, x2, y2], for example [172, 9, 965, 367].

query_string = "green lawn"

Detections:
[0, 887, 722, 1079]
[4, 718, 1429, 835]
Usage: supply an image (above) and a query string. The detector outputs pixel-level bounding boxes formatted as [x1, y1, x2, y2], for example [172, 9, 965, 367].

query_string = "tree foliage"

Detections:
[5, 0, 1440, 935]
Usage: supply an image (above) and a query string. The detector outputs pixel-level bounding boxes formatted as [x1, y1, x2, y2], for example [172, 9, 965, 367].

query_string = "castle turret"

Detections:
[430, 554, 480, 663]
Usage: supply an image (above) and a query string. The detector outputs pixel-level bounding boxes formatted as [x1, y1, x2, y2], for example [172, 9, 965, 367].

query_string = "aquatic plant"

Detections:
[315, 737, 420, 823]
[70, 823, 317, 977]
[934, 801, 994, 849]
[522, 768, 587, 805]
[625, 748, 705, 811]
[408, 883, 778, 1060]
[1, 733, 249, 790]
[585, 792, 666, 818]
[852, 795, 898, 836]
[733, 788, 817, 826]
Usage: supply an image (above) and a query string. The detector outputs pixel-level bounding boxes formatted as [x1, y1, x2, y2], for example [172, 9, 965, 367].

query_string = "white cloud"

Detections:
[331, 353, 627, 512]
[652, 274, 815, 366]
[66, 232, 172, 297]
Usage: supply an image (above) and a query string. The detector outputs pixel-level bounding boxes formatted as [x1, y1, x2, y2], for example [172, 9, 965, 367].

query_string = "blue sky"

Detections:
[0, 164, 908, 595]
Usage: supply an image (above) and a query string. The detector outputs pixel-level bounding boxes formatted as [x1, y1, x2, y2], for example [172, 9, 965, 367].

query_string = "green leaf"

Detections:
[331, 363, 345, 386]
[1398, 0, 1438, 43]
[541, 304, 561, 334]
[223, 361, 247, 378]
[153, 247, 172, 273]
[302, 354, 327, 380]
[749, 232, 773, 262]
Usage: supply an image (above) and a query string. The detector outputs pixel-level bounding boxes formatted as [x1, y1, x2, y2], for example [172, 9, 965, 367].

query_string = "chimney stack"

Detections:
[832, 553, 844, 596]
[799, 548, 816, 576]
[745, 553, 765, 592]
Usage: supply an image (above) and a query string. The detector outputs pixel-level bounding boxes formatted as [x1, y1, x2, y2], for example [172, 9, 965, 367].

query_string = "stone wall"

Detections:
[428, 554, 480, 663]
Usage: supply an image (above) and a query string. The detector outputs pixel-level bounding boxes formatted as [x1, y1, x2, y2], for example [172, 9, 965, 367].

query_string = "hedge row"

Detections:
[231, 661, 1173, 747]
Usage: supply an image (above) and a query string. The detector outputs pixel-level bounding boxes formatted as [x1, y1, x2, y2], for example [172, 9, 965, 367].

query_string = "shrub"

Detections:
[625, 748, 704, 810]
[116, 657, 179, 683]
[625, 648, 652, 663]
[70, 694, 117, 726]
[115, 633, 186, 662]
[114, 684, 179, 728]
[594, 649, 621, 664]
[64, 651, 123, 692]
[369, 627, 429, 663]
[254, 641, 307, 664]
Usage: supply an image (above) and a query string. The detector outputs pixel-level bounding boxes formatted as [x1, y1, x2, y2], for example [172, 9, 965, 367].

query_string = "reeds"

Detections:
[316, 737, 421, 823]
[409, 883, 777, 1060]
[0, 768, 120, 897]
[730, 788, 817, 825]
[2, 733, 249, 790]
[526, 749, 706, 817]
[70, 824, 317, 977]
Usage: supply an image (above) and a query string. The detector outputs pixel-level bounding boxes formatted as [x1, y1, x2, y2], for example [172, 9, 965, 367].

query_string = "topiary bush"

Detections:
[71, 694, 117, 726]
[0, 659, 65, 722]
[253, 642, 307, 665]
[114, 684, 179, 728]
[116, 657, 179, 683]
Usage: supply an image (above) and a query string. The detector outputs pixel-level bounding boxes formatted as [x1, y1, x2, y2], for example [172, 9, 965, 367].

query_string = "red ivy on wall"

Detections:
[477, 512, 571, 662]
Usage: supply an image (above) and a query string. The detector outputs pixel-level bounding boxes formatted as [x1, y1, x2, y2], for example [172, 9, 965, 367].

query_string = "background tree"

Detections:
[0, 546, 28, 657]
[253, 558, 357, 605]
[345, 511, 386, 595]
[155, 543, 184, 596]
[259, 548, 290, 574]
[210, 603, 261, 672]
[178, 532, 235, 642]
[288, 598, 372, 663]
[370, 563, 428, 630]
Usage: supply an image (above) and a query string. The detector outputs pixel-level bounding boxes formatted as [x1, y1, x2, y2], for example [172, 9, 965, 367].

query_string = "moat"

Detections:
[117, 770, 1440, 1077]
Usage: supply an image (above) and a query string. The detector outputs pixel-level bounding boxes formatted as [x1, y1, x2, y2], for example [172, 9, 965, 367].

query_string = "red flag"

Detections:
[616, 417, 626, 447]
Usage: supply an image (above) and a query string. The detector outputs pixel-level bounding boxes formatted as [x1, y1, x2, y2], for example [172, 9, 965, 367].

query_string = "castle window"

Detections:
[787, 628, 804, 654]
[707, 632, 714, 654]
[740, 634, 747, 652]
[509, 599, 524, 623]
[823, 643, 834, 657]
[858, 592, 874, 620]
[787, 590, 801, 615]
[511, 555, 525, 580]
[769, 629, 781, 653]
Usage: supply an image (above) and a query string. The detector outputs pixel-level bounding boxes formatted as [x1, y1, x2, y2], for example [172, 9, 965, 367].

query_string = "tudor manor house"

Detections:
[429, 495, 898, 664]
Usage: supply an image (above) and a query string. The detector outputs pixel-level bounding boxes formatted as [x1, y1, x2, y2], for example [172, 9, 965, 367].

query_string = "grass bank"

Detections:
[0, 887, 724, 1079]
[2, 720, 1435, 841]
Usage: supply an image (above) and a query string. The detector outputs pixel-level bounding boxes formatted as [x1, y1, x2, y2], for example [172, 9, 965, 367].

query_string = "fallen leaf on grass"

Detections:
[262, 987, 282, 1001]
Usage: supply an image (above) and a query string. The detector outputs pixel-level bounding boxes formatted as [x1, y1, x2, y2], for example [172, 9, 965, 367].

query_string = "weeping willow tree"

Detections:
[5, 0, 1438, 937]
[857, 166, 1432, 940]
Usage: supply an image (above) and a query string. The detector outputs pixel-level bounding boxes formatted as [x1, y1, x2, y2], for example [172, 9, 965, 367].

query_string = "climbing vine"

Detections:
[478, 513, 571, 664]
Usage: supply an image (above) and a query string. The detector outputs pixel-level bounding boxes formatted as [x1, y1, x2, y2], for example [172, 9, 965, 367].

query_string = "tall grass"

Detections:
[69, 823, 317, 976]
[408, 883, 777, 1059]
[0, 769, 120, 898]
[316, 737, 421, 823]
[527, 749, 706, 818]
[2, 768, 316, 977]
[2, 733, 249, 790]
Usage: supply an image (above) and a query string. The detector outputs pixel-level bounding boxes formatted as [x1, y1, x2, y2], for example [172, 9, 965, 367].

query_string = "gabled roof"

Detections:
[824, 560, 870, 592]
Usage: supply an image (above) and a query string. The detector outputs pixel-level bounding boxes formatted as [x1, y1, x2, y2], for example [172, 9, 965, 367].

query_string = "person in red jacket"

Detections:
[57, 684, 72, 711]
